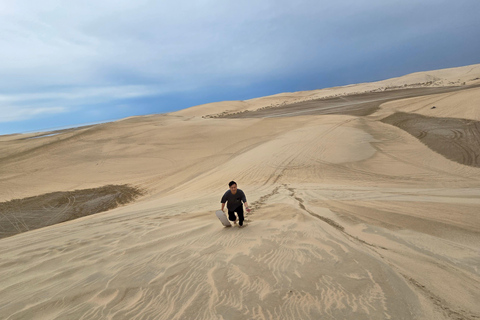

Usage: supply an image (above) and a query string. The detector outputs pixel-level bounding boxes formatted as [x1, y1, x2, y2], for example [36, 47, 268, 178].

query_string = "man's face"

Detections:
[230, 184, 237, 194]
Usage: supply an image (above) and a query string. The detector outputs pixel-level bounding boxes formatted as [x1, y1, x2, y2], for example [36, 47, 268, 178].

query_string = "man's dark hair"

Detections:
[229, 181, 237, 187]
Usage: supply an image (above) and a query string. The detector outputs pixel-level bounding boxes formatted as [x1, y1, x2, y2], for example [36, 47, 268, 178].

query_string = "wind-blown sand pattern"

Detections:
[1, 64, 480, 319]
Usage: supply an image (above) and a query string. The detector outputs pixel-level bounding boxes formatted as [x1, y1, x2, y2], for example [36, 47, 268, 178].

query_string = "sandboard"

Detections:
[215, 210, 231, 227]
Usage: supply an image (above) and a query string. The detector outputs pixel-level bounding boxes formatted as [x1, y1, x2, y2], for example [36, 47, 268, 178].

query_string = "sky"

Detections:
[1, 0, 479, 135]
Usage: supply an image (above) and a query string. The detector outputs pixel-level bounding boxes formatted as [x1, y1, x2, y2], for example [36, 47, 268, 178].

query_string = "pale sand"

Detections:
[1, 64, 480, 319]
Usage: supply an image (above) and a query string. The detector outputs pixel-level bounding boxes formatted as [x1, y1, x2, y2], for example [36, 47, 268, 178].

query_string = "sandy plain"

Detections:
[1, 64, 480, 319]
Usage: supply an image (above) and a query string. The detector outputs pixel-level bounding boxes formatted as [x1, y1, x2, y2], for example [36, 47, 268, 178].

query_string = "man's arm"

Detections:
[220, 191, 228, 211]
[241, 190, 250, 212]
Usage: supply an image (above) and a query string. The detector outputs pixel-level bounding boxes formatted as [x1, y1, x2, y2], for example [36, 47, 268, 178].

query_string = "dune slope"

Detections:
[1, 64, 480, 320]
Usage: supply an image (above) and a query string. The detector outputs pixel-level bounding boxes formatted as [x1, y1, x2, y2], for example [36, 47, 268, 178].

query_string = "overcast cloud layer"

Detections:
[1, 0, 479, 134]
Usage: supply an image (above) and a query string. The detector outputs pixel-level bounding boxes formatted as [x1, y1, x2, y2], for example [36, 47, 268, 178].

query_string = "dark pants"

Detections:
[228, 205, 244, 226]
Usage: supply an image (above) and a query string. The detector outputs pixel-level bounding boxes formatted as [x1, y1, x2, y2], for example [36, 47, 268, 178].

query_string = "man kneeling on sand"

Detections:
[221, 181, 251, 227]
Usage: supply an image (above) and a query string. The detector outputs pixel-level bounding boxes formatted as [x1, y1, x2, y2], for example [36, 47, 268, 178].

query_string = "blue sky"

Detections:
[1, 0, 479, 135]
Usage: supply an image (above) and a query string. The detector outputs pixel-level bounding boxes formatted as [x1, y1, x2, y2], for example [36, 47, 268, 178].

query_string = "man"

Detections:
[221, 181, 251, 227]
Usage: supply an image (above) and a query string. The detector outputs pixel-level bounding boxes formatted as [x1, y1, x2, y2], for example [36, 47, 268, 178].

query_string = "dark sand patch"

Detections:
[218, 85, 478, 118]
[0, 185, 143, 239]
[381, 112, 480, 167]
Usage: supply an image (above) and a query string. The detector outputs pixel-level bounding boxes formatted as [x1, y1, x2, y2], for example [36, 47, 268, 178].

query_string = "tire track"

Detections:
[381, 112, 480, 168]
[0, 185, 143, 239]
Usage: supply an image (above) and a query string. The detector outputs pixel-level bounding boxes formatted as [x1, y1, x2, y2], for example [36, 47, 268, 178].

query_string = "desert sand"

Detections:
[1, 64, 480, 319]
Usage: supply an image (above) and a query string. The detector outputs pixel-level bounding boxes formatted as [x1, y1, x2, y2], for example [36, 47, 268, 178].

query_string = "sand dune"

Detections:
[1, 64, 480, 319]
[174, 63, 480, 118]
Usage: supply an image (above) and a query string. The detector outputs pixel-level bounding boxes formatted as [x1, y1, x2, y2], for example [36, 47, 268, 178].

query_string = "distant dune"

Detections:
[173, 63, 480, 118]
[1, 64, 479, 319]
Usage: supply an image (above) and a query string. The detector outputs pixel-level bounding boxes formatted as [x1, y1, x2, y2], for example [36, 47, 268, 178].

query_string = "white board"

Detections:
[215, 210, 231, 227]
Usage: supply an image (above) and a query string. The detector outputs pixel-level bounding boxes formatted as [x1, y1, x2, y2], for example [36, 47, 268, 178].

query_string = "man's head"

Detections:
[229, 181, 237, 194]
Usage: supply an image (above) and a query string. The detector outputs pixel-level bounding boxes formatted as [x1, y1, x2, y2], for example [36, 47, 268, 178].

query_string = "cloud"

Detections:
[0, 106, 67, 123]
[0, 85, 164, 103]
[0, 85, 165, 123]
[2, 0, 478, 87]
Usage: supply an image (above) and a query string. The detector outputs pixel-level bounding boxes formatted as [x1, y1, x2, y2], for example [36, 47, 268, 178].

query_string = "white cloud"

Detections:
[0, 85, 166, 123]
[0, 0, 333, 91]
[0, 85, 164, 103]
[0, 106, 67, 122]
